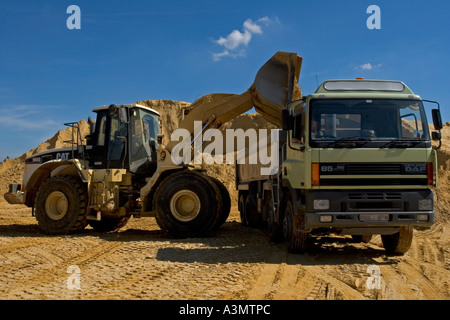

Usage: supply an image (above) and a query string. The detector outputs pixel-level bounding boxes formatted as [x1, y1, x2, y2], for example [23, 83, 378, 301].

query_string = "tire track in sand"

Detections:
[2, 241, 125, 298]
[247, 248, 366, 300]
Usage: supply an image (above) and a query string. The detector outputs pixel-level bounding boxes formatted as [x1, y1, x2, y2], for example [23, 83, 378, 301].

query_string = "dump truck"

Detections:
[4, 52, 302, 238]
[236, 78, 443, 254]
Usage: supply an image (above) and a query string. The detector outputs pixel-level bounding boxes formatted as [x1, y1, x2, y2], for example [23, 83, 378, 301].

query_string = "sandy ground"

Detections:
[0, 198, 448, 300]
[0, 102, 448, 300]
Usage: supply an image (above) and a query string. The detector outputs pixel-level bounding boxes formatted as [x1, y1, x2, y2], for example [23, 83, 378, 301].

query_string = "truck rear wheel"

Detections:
[154, 171, 221, 238]
[283, 201, 308, 253]
[238, 193, 247, 225]
[242, 194, 260, 227]
[381, 226, 413, 254]
[265, 193, 283, 242]
[35, 175, 88, 234]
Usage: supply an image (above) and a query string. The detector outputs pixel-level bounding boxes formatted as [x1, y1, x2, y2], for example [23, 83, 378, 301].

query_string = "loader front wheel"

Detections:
[154, 171, 221, 238]
[35, 175, 88, 234]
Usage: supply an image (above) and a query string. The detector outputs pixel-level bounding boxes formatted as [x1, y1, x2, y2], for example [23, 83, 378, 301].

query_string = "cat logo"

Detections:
[56, 152, 70, 160]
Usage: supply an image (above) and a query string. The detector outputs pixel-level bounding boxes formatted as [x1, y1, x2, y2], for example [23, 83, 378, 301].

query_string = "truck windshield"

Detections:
[309, 99, 431, 148]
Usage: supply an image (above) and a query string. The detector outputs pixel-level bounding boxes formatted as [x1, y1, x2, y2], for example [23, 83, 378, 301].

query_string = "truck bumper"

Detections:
[3, 184, 25, 205]
[303, 211, 434, 233]
[299, 189, 435, 233]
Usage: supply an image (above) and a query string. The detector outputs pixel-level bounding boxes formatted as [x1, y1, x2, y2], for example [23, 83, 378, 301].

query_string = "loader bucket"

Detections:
[252, 51, 303, 126]
[165, 51, 302, 153]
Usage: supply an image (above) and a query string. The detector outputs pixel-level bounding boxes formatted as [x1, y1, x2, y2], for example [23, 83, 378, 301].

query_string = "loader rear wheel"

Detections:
[209, 177, 231, 231]
[154, 171, 221, 238]
[381, 226, 413, 255]
[283, 201, 308, 253]
[35, 175, 88, 234]
[89, 217, 130, 233]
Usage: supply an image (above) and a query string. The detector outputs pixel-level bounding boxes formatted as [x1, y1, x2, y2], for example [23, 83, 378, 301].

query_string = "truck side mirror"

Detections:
[432, 109, 443, 130]
[281, 109, 290, 130]
[432, 131, 441, 141]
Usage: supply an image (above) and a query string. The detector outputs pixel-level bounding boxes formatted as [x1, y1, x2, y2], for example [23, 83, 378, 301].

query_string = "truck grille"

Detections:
[347, 163, 401, 175]
[348, 192, 402, 200]
[319, 162, 428, 186]
[320, 178, 427, 186]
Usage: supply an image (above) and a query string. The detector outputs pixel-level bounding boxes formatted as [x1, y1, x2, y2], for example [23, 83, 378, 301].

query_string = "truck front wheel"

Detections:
[283, 201, 308, 253]
[35, 175, 88, 234]
[381, 226, 413, 254]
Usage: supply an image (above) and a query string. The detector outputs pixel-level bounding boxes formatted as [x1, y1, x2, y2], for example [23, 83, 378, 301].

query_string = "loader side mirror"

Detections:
[432, 109, 443, 130]
[119, 107, 129, 123]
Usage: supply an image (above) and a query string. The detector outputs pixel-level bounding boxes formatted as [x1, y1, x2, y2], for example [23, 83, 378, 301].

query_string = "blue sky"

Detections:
[1, 0, 449, 160]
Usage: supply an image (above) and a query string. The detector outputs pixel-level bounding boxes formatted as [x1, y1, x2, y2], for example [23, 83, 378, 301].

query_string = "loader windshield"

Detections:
[309, 99, 431, 148]
[130, 108, 160, 174]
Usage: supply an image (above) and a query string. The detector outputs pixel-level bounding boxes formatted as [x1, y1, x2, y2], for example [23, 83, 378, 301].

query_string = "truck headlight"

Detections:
[418, 199, 433, 211]
[314, 199, 330, 210]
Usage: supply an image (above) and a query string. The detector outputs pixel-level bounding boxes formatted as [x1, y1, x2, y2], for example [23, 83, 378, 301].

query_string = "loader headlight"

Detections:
[418, 199, 433, 211]
[314, 199, 330, 210]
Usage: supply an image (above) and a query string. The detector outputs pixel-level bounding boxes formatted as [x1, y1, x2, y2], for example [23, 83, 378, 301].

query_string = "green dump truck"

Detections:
[236, 79, 443, 254]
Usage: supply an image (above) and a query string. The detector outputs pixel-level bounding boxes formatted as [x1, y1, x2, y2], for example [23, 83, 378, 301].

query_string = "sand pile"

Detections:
[0, 120, 89, 191]
[1, 100, 449, 223]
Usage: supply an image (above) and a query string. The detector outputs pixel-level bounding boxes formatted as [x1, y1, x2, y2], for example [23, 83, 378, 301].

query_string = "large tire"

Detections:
[35, 175, 88, 234]
[242, 194, 260, 227]
[209, 177, 231, 231]
[89, 217, 130, 233]
[238, 193, 247, 226]
[352, 234, 373, 243]
[154, 171, 221, 238]
[265, 193, 283, 242]
[381, 226, 413, 254]
[283, 201, 308, 253]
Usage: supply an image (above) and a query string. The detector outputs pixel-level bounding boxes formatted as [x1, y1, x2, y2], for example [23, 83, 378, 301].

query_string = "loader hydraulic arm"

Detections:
[165, 52, 303, 153]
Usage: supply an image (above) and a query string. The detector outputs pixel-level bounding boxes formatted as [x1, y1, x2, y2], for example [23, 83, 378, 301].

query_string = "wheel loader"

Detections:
[4, 52, 302, 237]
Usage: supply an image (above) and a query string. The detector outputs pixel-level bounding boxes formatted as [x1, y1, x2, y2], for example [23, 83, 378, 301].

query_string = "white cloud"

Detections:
[215, 29, 252, 51]
[212, 17, 272, 61]
[357, 63, 383, 70]
[0, 105, 60, 130]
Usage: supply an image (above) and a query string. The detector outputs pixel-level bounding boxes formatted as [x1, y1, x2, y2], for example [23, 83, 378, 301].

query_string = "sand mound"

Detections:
[1, 100, 449, 223]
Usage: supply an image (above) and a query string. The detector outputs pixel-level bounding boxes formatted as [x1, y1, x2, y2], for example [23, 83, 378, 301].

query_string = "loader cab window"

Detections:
[96, 113, 107, 147]
[90, 110, 129, 169]
[130, 108, 160, 174]
[107, 116, 128, 167]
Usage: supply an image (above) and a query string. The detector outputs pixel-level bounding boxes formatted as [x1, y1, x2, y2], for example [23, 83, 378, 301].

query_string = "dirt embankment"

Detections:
[0, 101, 448, 300]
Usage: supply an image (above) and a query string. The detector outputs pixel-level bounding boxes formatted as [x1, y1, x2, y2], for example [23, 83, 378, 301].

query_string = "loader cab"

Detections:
[88, 104, 161, 175]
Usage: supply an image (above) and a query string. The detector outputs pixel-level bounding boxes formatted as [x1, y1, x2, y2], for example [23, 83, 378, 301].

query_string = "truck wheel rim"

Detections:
[170, 190, 201, 222]
[45, 191, 68, 221]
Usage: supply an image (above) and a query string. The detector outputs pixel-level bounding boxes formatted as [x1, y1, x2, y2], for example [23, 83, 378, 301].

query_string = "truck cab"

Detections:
[283, 79, 442, 252]
[237, 79, 443, 254]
